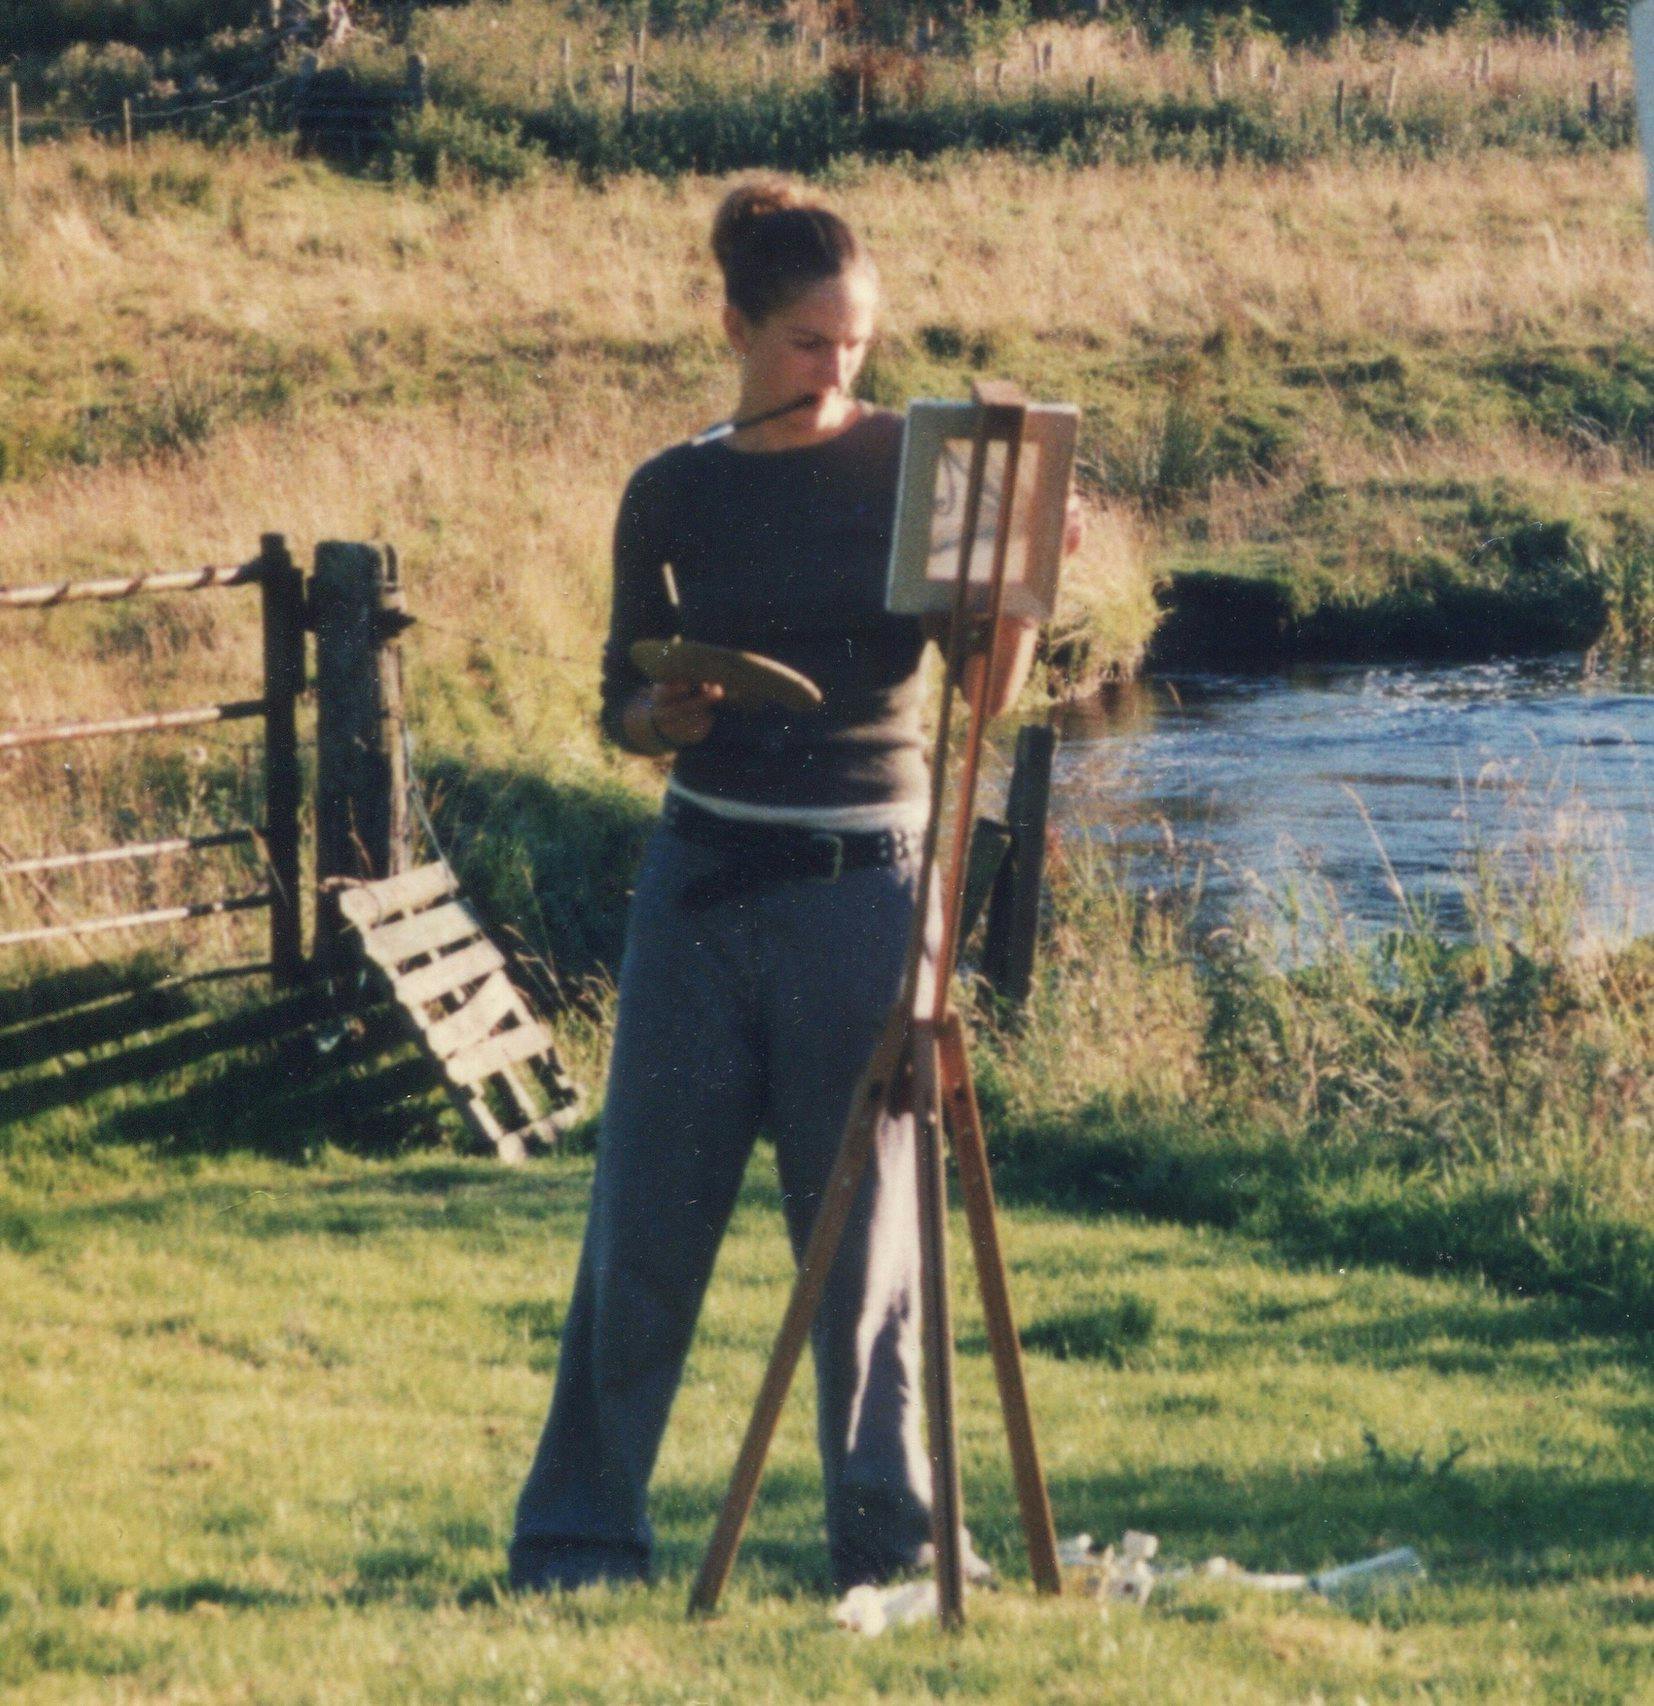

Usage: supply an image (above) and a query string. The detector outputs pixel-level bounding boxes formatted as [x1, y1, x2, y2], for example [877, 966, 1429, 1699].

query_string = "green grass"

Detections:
[3, 1145, 1654, 1701]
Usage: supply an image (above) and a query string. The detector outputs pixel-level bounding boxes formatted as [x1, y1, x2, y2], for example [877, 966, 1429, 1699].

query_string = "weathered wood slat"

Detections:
[363, 900, 481, 967]
[497, 1062, 544, 1125]
[445, 1020, 557, 1087]
[454, 1086, 527, 1164]
[340, 859, 455, 926]
[423, 970, 518, 1057]
[335, 863, 576, 1161]
[393, 937, 504, 1008]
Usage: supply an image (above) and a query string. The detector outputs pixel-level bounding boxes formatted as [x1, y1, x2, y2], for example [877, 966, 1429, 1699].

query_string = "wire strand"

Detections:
[415, 617, 588, 669]
[15, 74, 292, 139]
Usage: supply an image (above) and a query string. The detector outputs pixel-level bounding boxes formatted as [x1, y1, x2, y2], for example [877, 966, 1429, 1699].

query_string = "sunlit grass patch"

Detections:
[2, 1149, 1653, 1700]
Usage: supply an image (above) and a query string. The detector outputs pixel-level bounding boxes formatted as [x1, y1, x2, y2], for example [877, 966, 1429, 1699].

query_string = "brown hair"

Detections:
[711, 178, 874, 326]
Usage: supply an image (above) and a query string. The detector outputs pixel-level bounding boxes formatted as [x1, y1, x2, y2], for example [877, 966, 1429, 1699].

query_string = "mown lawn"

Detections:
[3, 1146, 1652, 1702]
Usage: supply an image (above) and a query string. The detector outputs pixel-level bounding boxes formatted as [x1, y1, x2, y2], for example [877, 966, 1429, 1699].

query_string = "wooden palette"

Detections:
[630, 637, 823, 714]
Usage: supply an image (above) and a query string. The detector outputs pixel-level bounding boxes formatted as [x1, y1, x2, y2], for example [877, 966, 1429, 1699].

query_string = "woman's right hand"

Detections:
[625, 680, 724, 753]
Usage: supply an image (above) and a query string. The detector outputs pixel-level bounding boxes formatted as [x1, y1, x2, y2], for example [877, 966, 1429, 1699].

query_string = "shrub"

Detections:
[43, 42, 157, 112]
[0, 0, 259, 56]
[384, 105, 542, 187]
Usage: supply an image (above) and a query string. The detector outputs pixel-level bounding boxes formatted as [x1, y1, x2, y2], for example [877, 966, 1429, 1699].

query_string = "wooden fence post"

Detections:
[311, 542, 413, 976]
[1333, 77, 1345, 134]
[981, 724, 1055, 1007]
[625, 62, 638, 120]
[1589, 78, 1600, 125]
[407, 53, 428, 112]
[259, 533, 306, 988]
[9, 83, 19, 179]
[381, 547, 412, 883]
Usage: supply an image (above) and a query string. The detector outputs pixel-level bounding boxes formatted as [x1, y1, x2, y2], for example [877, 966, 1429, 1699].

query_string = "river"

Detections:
[1049, 654, 1654, 946]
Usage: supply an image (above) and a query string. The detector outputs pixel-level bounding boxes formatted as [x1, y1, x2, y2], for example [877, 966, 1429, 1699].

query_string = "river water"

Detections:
[1050, 655, 1654, 946]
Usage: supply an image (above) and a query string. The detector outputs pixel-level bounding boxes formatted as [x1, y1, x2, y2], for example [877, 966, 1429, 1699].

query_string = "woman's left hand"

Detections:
[1063, 491, 1085, 557]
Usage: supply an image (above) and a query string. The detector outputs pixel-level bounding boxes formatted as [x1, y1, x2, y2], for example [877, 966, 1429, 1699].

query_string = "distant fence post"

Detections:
[260, 533, 306, 988]
[981, 724, 1056, 1007]
[312, 542, 414, 976]
[9, 83, 19, 178]
[406, 53, 427, 113]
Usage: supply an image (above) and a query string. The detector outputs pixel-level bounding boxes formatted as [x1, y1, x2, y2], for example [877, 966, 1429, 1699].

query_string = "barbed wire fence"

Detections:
[2, 39, 427, 173]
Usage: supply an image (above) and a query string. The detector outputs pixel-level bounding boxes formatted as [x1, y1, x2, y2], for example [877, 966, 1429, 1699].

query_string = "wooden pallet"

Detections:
[337, 861, 580, 1162]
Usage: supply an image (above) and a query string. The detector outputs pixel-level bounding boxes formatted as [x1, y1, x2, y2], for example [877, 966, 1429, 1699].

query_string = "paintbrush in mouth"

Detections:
[689, 393, 824, 447]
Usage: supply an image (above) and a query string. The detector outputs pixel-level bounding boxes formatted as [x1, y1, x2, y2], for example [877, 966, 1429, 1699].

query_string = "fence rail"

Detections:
[0, 829, 255, 880]
[0, 700, 268, 752]
[0, 891, 273, 951]
[0, 534, 305, 987]
[0, 563, 263, 607]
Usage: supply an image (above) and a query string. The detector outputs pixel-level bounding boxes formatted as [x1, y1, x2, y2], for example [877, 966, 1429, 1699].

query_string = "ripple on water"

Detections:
[1047, 653, 1653, 943]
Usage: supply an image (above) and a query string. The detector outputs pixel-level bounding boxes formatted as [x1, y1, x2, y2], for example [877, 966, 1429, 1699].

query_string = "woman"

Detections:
[509, 180, 1045, 1596]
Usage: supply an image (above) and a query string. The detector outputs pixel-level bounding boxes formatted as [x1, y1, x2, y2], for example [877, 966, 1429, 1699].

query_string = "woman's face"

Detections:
[724, 269, 879, 429]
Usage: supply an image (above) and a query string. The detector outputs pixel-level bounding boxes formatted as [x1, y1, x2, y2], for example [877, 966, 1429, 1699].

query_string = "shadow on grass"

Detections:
[420, 756, 652, 1000]
[0, 1154, 598, 1257]
[1031, 1457, 1654, 1586]
[0, 764, 652, 1167]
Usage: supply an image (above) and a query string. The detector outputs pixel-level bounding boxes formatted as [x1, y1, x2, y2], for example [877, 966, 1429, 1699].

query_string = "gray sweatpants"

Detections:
[512, 821, 938, 1588]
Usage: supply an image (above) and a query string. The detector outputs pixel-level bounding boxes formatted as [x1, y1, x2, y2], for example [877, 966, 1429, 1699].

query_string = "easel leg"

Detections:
[688, 1008, 910, 1615]
[937, 1011, 1063, 1595]
[912, 1021, 966, 1627]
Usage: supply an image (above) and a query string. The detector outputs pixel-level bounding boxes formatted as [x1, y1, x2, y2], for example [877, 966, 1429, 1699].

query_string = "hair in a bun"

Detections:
[712, 177, 873, 325]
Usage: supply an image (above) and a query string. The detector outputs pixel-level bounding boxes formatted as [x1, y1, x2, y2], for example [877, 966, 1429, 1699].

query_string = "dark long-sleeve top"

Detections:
[600, 407, 930, 815]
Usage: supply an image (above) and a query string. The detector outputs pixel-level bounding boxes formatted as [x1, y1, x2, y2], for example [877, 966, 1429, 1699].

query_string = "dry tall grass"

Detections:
[399, 5, 1634, 128]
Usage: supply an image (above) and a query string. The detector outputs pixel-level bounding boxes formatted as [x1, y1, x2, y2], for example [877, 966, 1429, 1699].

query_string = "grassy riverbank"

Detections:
[3, 135, 1654, 1299]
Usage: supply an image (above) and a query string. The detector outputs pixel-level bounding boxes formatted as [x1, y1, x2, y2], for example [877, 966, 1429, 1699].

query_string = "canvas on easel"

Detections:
[886, 401, 1079, 623]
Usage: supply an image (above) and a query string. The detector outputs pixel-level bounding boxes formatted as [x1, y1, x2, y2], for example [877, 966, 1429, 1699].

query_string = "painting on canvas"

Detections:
[885, 400, 1079, 623]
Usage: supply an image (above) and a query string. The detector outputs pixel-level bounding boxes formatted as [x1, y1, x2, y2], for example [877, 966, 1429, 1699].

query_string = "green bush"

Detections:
[0, 0, 259, 55]
[384, 105, 542, 187]
[42, 41, 156, 111]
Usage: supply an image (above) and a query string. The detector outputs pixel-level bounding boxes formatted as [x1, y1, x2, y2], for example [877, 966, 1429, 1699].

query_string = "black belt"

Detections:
[663, 795, 919, 911]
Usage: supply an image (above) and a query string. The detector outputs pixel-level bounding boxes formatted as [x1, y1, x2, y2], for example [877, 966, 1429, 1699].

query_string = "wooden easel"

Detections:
[688, 381, 1062, 1629]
